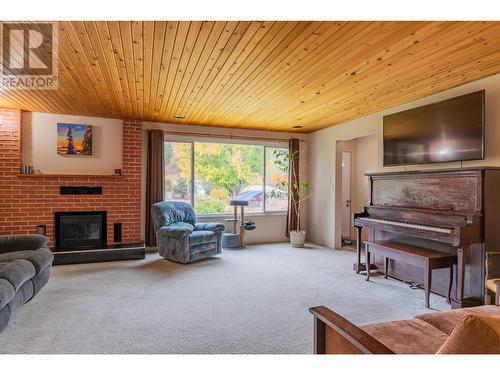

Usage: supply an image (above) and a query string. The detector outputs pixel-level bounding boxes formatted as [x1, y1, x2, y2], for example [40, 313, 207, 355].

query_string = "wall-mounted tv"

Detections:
[383, 90, 485, 166]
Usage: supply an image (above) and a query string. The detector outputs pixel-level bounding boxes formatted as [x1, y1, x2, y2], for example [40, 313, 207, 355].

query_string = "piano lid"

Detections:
[365, 166, 500, 177]
[368, 170, 482, 214]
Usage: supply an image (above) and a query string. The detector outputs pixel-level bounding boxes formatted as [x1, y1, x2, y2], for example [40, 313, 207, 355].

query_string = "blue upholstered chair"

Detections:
[151, 201, 225, 263]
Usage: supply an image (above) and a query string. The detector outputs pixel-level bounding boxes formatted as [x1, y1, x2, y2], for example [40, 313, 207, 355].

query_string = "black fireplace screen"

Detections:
[55, 211, 107, 250]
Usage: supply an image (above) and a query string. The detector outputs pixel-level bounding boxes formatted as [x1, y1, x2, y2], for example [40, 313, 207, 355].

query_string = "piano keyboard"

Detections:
[358, 217, 452, 234]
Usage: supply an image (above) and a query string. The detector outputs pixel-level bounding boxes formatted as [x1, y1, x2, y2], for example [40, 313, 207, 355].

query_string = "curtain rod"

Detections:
[150, 129, 306, 143]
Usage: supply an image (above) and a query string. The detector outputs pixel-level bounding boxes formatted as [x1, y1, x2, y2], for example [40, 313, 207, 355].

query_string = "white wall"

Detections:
[308, 72, 500, 250]
[141, 121, 309, 244]
[21, 112, 122, 175]
[197, 213, 289, 244]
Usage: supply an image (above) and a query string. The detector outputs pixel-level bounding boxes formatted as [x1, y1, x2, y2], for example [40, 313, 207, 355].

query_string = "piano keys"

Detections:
[353, 167, 500, 309]
[355, 217, 453, 234]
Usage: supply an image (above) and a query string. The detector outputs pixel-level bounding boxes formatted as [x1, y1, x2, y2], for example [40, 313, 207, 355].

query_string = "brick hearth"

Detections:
[0, 108, 142, 247]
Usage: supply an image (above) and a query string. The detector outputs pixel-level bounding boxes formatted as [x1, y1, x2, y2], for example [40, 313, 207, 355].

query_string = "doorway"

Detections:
[334, 134, 378, 250]
[341, 151, 353, 247]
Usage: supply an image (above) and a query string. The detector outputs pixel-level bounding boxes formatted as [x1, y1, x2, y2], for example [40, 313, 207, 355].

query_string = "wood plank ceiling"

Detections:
[2, 21, 500, 132]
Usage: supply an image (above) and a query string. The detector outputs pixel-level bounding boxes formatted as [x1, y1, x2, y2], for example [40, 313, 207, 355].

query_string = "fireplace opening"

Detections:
[55, 211, 107, 250]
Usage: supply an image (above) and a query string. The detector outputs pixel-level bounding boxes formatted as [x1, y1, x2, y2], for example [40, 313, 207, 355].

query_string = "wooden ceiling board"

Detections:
[1, 21, 500, 132]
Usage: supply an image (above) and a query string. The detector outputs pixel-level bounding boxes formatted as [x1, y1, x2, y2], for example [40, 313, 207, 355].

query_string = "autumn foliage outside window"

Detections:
[164, 141, 289, 215]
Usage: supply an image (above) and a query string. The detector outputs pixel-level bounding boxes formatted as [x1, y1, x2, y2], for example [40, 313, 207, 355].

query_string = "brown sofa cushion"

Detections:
[437, 314, 500, 354]
[415, 305, 500, 335]
[361, 318, 448, 354]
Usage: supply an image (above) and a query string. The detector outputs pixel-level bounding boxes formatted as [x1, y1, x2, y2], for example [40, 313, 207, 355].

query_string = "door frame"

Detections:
[334, 141, 344, 250]
[334, 133, 379, 250]
[340, 151, 352, 241]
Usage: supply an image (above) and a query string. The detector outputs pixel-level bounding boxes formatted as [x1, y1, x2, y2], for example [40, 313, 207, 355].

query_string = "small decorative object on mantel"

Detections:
[114, 168, 122, 176]
[57, 123, 93, 156]
[20, 165, 35, 174]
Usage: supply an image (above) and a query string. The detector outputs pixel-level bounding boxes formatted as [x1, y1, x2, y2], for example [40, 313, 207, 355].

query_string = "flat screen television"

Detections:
[383, 90, 485, 166]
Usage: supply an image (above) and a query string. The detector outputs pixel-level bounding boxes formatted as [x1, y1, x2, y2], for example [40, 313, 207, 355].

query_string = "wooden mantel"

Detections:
[16, 174, 124, 178]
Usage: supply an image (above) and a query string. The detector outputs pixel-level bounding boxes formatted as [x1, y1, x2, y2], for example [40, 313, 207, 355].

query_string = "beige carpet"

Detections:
[0, 243, 449, 354]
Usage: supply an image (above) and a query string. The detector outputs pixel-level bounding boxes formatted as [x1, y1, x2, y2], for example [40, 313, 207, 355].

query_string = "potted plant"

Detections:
[272, 149, 311, 247]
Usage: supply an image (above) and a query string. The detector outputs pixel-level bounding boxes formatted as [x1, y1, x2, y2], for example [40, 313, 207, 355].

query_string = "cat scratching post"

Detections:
[222, 199, 256, 249]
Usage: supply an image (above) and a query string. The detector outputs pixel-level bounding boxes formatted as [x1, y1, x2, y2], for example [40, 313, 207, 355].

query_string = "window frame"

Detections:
[164, 133, 289, 217]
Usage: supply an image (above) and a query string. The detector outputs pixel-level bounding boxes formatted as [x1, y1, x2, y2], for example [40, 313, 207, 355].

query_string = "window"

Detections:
[265, 147, 289, 212]
[164, 142, 192, 204]
[164, 139, 289, 215]
[194, 142, 264, 214]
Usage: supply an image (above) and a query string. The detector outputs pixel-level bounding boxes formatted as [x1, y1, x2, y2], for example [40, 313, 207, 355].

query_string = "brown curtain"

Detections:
[145, 129, 165, 247]
[287, 139, 300, 236]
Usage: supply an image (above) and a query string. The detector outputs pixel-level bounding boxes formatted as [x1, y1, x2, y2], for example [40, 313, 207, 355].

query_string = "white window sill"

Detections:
[197, 211, 287, 220]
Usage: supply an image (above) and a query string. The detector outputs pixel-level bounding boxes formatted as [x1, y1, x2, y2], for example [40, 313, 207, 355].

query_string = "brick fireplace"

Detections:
[0, 108, 143, 248]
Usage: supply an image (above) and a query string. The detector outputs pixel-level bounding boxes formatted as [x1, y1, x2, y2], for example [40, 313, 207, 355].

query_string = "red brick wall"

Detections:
[0, 109, 143, 247]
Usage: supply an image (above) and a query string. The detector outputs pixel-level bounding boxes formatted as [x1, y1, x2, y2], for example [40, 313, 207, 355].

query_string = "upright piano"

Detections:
[353, 167, 500, 309]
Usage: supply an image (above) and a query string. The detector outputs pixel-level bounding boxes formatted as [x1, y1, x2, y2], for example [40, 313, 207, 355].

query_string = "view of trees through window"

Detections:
[164, 140, 289, 215]
[164, 141, 192, 204]
[265, 147, 288, 212]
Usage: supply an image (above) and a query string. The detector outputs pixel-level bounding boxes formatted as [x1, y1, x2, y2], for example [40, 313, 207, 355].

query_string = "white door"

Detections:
[341, 151, 352, 240]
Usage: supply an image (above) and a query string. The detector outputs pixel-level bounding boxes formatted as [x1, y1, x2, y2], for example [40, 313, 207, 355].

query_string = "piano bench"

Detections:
[365, 240, 455, 308]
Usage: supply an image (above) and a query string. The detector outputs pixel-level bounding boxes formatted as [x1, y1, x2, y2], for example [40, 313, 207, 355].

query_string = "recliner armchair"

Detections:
[151, 201, 225, 263]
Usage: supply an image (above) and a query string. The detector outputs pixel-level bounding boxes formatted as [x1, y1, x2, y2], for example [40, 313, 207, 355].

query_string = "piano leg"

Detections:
[424, 262, 431, 309]
[450, 246, 483, 309]
[384, 257, 389, 279]
[456, 247, 465, 304]
[356, 227, 362, 274]
[365, 242, 371, 281]
[448, 259, 453, 305]
[451, 247, 481, 309]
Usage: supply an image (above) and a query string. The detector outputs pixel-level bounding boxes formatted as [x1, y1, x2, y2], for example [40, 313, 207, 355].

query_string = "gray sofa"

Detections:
[0, 235, 53, 332]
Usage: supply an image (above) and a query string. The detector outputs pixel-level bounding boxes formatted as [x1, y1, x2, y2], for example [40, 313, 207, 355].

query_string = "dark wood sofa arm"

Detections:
[309, 306, 394, 354]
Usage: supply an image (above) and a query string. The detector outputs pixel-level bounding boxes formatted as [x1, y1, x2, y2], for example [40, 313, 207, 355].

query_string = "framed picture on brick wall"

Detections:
[57, 123, 93, 156]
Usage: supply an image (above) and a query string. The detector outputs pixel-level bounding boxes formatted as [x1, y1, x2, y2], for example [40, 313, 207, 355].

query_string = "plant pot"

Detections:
[290, 230, 306, 247]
